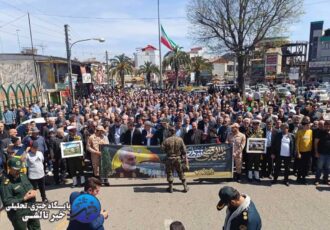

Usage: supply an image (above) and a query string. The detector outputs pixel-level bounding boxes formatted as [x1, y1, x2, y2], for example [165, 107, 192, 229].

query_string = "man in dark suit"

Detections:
[108, 118, 128, 145]
[184, 122, 203, 145]
[261, 120, 278, 178]
[141, 121, 157, 146]
[197, 115, 210, 133]
[121, 122, 143, 145]
[174, 119, 187, 139]
[218, 117, 231, 143]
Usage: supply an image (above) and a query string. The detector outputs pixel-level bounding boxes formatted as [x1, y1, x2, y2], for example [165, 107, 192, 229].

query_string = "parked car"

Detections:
[277, 87, 292, 98]
[245, 87, 254, 98]
[310, 90, 329, 103]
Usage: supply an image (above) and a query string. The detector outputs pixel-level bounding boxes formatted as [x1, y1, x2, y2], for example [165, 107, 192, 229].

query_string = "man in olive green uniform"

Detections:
[246, 120, 264, 182]
[161, 126, 189, 193]
[0, 158, 41, 230]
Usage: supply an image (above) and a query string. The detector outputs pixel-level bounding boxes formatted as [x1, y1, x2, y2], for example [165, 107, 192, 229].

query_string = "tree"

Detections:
[110, 54, 134, 88]
[139, 61, 160, 86]
[163, 47, 190, 89]
[188, 56, 213, 86]
[187, 0, 303, 95]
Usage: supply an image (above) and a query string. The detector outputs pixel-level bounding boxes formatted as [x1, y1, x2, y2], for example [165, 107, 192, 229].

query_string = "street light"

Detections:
[65, 25, 105, 106]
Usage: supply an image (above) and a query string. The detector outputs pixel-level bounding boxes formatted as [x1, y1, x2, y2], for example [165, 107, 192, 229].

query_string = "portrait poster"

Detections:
[100, 143, 233, 179]
[91, 64, 106, 84]
[60, 141, 84, 158]
[82, 73, 92, 83]
[247, 138, 267, 154]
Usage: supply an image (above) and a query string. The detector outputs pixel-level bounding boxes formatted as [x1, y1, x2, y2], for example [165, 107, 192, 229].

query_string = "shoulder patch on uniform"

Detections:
[239, 225, 247, 230]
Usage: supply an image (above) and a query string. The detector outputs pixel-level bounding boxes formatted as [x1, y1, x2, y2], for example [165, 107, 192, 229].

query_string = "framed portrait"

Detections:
[247, 138, 267, 154]
[60, 141, 84, 158]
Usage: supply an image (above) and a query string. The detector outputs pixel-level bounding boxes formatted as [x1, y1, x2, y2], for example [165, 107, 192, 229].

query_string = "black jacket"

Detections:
[121, 128, 143, 145]
[272, 132, 295, 157]
[49, 135, 65, 159]
[184, 129, 203, 145]
[108, 124, 127, 144]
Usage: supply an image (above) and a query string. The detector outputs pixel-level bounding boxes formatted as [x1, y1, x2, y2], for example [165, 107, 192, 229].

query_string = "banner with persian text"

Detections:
[99, 144, 233, 179]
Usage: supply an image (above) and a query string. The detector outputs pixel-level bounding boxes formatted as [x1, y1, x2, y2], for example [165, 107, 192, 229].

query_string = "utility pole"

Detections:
[157, 0, 163, 89]
[16, 29, 21, 52]
[65, 24, 74, 106]
[105, 50, 110, 87]
[28, 13, 42, 102]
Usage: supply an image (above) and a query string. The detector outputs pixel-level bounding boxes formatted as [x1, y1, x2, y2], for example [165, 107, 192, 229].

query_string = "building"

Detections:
[134, 45, 160, 68]
[211, 54, 237, 82]
[308, 21, 330, 81]
[251, 37, 290, 83]
[0, 53, 83, 113]
[281, 42, 308, 83]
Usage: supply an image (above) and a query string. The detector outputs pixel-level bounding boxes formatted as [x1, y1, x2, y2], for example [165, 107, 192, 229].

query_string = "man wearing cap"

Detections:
[22, 127, 48, 156]
[161, 126, 189, 193]
[65, 126, 85, 187]
[87, 126, 110, 186]
[217, 186, 261, 230]
[246, 119, 264, 182]
[0, 157, 41, 229]
[226, 123, 246, 182]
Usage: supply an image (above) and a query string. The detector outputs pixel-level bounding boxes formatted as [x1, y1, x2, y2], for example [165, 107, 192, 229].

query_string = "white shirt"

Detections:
[114, 127, 121, 145]
[266, 130, 272, 147]
[176, 128, 182, 137]
[280, 135, 291, 157]
[26, 151, 45, 179]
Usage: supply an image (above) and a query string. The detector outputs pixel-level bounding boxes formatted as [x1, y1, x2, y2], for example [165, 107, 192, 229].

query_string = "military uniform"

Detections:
[0, 158, 41, 230]
[223, 198, 261, 230]
[161, 135, 188, 192]
[217, 186, 261, 230]
[246, 127, 264, 181]
[65, 132, 85, 187]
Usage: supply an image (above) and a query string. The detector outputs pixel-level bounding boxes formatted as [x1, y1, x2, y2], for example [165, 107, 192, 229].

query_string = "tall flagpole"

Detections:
[157, 0, 163, 89]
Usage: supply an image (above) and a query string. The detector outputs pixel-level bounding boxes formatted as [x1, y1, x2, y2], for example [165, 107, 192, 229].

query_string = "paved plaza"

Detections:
[1, 177, 329, 230]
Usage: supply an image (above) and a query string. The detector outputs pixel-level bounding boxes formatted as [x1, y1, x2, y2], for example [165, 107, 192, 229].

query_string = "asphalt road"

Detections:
[1, 177, 329, 230]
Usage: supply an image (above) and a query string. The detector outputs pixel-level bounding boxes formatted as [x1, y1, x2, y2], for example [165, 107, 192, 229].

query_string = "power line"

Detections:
[14, 0, 83, 40]
[0, 13, 26, 28]
[31, 13, 186, 21]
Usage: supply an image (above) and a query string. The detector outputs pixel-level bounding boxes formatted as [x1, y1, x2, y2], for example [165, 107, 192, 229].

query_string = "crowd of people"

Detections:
[0, 85, 329, 229]
[0, 86, 329, 187]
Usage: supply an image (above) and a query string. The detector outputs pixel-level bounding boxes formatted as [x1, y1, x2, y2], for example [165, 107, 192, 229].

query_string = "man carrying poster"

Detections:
[161, 126, 189, 193]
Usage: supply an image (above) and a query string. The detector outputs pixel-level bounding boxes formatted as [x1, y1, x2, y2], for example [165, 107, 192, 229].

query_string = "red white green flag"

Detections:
[161, 25, 177, 50]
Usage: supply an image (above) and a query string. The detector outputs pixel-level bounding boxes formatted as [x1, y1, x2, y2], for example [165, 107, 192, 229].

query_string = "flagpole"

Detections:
[157, 0, 163, 89]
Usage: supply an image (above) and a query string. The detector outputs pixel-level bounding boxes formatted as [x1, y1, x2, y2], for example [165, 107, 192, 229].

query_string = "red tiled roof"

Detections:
[142, 45, 157, 51]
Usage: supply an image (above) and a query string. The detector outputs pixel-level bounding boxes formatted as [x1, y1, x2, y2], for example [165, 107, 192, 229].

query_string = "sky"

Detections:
[0, 0, 330, 62]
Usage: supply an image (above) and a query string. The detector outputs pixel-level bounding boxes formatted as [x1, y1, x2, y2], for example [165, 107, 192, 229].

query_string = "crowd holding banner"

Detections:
[0, 85, 330, 210]
[99, 143, 233, 179]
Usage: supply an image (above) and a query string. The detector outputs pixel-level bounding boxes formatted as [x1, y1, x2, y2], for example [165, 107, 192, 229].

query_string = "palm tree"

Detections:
[189, 56, 213, 86]
[163, 47, 190, 89]
[139, 61, 160, 86]
[110, 54, 134, 88]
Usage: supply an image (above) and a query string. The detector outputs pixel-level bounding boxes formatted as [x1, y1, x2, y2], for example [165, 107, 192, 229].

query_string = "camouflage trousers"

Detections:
[165, 157, 185, 183]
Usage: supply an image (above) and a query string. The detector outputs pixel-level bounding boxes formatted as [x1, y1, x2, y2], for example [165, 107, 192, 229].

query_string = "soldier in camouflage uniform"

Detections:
[161, 126, 189, 193]
[0, 158, 41, 230]
[246, 120, 264, 182]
